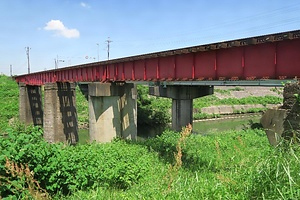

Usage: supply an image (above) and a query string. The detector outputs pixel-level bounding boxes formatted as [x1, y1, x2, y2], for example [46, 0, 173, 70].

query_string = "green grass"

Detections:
[0, 76, 298, 199]
[76, 87, 89, 128]
[0, 75, 19, 132]
[194, 95, 282, 109]
[53, 129, 300, 199]
[4, 124, 300, 199]
[214, 86, 244, 95]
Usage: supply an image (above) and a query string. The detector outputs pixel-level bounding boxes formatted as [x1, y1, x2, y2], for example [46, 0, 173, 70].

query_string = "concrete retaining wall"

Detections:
[201, 104, 280, 115]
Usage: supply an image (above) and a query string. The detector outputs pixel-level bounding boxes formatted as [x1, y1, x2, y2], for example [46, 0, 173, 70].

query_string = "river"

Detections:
[78, 114, 262, 143]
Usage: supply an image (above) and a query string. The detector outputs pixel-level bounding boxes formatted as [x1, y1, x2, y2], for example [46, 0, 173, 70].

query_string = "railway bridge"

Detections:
[15, 29, 300, 143]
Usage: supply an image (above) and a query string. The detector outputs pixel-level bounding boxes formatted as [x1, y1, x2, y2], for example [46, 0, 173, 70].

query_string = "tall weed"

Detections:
[0, 158, 49, 199]
[250, 140, 300, 199]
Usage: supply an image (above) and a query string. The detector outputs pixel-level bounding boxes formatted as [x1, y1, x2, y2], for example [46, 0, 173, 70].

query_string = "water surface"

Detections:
[78, 114, 262, 143]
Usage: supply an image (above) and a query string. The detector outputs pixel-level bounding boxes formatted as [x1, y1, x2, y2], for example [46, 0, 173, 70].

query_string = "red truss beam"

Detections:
[15, 30, 300, 85]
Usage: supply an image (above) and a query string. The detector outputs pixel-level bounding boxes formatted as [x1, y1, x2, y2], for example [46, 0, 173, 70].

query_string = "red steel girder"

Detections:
[15, 29, 300, 85]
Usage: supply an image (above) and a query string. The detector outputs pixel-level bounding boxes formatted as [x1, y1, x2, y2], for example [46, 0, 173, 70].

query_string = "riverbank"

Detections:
[200, 103, 280, 115]
[194, 112, 262, 122]
[2, 76, 298, 199]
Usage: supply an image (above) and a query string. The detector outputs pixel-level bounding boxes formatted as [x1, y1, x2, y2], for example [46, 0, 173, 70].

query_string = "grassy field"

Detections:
[1, 75, 299, 199]
[1, 124, 300, 199]
[0, 76, 19, 133]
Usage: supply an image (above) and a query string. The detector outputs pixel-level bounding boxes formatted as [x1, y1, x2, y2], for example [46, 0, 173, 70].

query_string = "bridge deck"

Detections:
[15, 29, 300, 86]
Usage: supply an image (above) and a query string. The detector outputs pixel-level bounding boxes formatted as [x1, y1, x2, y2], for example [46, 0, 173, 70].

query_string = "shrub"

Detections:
[137, 85, 170, 126]
[0, 125, 153, 198]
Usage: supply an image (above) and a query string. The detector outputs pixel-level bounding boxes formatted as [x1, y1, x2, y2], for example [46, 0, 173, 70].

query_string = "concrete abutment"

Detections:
[261, 82, 300, 145]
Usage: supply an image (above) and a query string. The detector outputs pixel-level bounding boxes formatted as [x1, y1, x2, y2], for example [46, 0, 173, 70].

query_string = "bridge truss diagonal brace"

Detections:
[149, 85, 214, 131]
[88, 82, 137, 143]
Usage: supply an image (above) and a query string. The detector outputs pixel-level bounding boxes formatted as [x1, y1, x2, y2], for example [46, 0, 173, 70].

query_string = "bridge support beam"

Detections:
[43, 82, 78, 144]
[150, 85, 214, 131]
[88, 82, 137, 143]
[19, 83, 43, 126]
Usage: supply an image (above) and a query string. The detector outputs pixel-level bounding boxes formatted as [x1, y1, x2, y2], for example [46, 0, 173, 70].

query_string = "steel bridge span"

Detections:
[15, 29, 300, 143]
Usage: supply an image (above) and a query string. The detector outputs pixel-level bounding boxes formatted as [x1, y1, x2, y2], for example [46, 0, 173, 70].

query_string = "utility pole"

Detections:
[96, 43, 99, 61]
[106, 37, 112, 60]
[10, 65, 12, 77]
[55, 55, 65, 69]
[54, 59, 57, 69]
[25, 47, 31, 74]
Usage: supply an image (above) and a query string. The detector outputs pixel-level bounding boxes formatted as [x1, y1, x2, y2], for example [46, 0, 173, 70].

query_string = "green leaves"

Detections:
[137, 85, 171, 126]
[2, 123, 299, 199]
[0, 127, 152, 197]
[0, 75, 19, 132]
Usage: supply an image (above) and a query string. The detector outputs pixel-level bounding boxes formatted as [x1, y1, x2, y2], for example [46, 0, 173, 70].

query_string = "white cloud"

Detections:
[80, 2, 90, 8]
[44, 20, 80, 39]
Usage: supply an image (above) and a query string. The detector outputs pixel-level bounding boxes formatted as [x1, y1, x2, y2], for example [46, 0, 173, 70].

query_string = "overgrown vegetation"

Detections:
[0, 124, 153, 198]
[1, 123, 299, 199]
[0, 75, 19, 132]
[1, 75, 296, 199]
[137, 85, 170, 127]
[76, 87, 89, 128]
[194, 94, 281, 109]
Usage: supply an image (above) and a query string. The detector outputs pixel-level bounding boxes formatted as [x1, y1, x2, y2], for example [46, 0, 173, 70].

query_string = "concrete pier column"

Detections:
[43, 82, 78, 144]
[120, 83, 137, 139]
[172, 99, 193, 131]
[149, 85, 213, 131]
[88, 82, 137, 143]
[19, 83, 43, 126]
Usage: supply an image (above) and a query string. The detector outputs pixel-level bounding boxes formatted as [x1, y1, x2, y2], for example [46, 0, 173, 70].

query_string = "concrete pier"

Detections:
[19, 83, 43, 126]
[150, 85, 213, 131]
[88, 82, 137, 143]
[43, 82, 78, 144]
[172, 99, 193, 131]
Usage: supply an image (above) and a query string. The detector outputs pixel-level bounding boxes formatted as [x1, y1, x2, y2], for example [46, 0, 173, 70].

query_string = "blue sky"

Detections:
[1, 0, 300, 75]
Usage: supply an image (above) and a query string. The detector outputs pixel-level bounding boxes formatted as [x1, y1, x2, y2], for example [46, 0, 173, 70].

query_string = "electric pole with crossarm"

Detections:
[106, 37, 112, 60]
